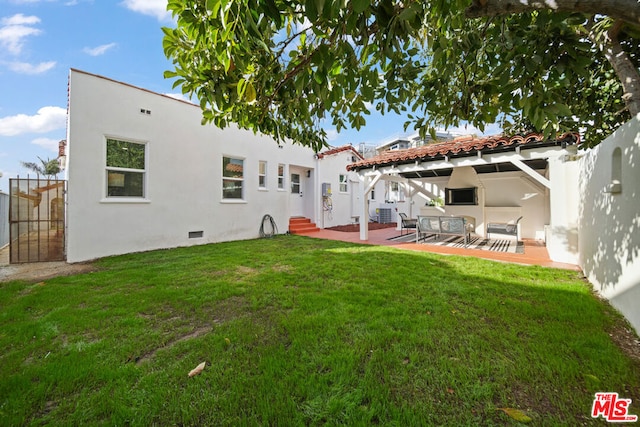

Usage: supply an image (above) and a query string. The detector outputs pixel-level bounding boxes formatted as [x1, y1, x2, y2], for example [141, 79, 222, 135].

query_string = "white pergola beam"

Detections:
[510, 159, 551, 189]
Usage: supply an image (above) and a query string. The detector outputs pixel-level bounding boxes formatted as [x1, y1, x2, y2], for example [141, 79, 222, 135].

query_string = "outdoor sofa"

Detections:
[416, 215, 475, 246]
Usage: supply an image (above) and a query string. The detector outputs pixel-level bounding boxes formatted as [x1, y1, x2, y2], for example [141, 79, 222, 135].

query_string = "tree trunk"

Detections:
[466, 0, 640, 28]
[589, 21, 640, 117]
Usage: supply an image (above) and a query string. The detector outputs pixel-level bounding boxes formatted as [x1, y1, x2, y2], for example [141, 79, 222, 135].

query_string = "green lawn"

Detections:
[1, 235, 638, 425]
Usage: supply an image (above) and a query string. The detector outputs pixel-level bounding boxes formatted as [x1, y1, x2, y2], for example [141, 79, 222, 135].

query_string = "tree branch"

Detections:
[586, 19, 640, 116]
[466, 0, 640, 28]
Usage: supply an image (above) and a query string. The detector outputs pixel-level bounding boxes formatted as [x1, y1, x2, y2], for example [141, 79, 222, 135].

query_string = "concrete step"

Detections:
[289, 217, 319, 234]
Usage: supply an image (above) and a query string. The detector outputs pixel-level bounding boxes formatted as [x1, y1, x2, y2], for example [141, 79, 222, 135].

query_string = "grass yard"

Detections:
[1, 235, 639, 425]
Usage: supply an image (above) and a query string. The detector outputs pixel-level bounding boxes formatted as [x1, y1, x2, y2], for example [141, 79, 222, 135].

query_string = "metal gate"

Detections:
[9, 177, 66, 263]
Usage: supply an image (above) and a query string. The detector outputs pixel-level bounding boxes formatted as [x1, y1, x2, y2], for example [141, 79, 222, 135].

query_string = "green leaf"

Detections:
[351, 0, 369, 14]
[245, 81, 257, 103]
[314, 0, 325, 19]
[498, 408, 532, 423]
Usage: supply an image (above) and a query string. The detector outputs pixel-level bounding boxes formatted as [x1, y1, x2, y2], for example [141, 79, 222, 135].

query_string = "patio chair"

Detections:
[486, 216, 523, 240]
[398, 213, 417, 235]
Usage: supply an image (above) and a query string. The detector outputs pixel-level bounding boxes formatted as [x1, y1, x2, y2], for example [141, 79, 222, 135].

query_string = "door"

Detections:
[290, 167, 305, 217]
[9, 177, 66, 263]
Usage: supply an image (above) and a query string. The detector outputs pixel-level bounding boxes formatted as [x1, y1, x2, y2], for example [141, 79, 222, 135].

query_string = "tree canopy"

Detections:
[21, 156, 61, 178]
[163, 0, 640, 150]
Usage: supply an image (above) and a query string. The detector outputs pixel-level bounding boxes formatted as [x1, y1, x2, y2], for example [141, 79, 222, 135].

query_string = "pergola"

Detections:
[347, 132, 580, 240]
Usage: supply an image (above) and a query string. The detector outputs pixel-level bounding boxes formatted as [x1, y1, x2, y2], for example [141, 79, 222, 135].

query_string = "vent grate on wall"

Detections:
[188, 231, 203, 238]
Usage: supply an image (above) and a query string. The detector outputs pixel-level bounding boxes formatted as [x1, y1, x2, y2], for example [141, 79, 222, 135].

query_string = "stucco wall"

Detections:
[546, 157, 580, 264]
[66, 70, 318, 262]
[316, 154, 361, 228]
[579, 114, 640, 334]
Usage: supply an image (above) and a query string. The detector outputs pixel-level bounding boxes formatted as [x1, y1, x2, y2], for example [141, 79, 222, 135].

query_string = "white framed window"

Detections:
[258, 161, 267, 189]
[106, 138, 146, 198]
[222, 156, 244, 199]
[339, 174, 348, 193]
[278, 164, 285, 190]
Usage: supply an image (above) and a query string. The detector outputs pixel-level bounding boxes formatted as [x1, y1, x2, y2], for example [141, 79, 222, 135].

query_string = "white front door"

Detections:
[290, 168, 305, 217]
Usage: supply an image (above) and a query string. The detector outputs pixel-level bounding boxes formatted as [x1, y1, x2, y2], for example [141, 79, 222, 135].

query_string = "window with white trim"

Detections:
[339, 174, 348, 193]
[222, 156, 244, 199]
[106, 138, 146, 198]
[278, 164, 285, 189]
[258, 161, 267, 189]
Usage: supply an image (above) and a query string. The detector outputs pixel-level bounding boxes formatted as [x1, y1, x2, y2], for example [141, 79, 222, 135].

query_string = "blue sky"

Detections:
[0, 0, 500, 193]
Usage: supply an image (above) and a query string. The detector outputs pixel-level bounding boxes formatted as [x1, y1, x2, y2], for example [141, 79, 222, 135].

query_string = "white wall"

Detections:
[546, 157, 580, 264]
[66, 70, 316, 262]
[316, 152, 361, 228]
[579, 114, 640, 334]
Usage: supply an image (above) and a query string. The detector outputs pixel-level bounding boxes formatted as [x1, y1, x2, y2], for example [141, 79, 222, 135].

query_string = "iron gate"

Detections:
[9, 177, 66, 263]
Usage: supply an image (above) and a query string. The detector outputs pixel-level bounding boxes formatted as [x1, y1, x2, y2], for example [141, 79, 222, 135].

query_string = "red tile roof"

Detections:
[317, 144, 364, 160]
[347, 132, 579, 171]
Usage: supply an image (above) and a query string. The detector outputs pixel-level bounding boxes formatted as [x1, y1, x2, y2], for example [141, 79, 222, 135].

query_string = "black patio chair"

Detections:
[399, 213, 418, 236]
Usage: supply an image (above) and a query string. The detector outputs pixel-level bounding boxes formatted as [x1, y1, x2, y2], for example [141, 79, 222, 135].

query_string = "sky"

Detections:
[0, 0, 501, 193]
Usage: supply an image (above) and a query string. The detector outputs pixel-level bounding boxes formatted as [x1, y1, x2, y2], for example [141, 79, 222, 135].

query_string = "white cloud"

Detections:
[121, 0, 171, 21]
[83, 42, 117, 56]
[7, 60, 56, 74]
[325, 128, 339, 142]
[0, 106, 66, 136]
[1, 14, 41, 26]
[31, 137, 60, 152]
[0, 14, 42, 55]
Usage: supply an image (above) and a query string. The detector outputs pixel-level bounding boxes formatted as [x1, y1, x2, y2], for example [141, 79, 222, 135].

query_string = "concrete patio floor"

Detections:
[294, 226, 581, 271]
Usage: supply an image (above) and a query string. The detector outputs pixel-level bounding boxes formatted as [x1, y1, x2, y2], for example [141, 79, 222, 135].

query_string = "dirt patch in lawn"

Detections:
[0, 261, 98, 283]
[325, 223, 397, 232]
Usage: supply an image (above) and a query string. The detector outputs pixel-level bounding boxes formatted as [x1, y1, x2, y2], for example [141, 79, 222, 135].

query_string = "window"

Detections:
[222, 156, 244, 199]
[291, 173, 301, 194]
[339, 174, 348, 193]
[278, 164, 285, 190]
[106, 138, 146, 197]
[258, 161, 267, 189]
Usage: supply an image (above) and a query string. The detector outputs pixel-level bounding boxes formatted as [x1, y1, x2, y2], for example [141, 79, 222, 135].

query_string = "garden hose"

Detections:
[259, 214, 278, 238]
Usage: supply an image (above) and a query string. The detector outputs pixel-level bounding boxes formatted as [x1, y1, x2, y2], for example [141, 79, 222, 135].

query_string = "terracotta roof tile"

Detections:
[317, 144, 364, 160]
[347, 132, 579, 171]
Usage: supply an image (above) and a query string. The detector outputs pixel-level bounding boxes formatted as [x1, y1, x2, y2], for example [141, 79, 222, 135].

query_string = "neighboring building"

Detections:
[65, 69, 363, 262]
[376, 130, 461, 153]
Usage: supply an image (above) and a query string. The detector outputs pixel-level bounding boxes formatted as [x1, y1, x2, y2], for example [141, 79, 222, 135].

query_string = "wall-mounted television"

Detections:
[445, 187, 478, 205]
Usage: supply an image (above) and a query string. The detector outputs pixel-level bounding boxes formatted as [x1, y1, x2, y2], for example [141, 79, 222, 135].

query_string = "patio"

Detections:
[294, 225, 581, 271]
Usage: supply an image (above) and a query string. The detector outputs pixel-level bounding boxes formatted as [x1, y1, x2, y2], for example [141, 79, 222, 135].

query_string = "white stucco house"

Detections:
[65, 69, 374, 262]
[65, 68, 639, 334]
